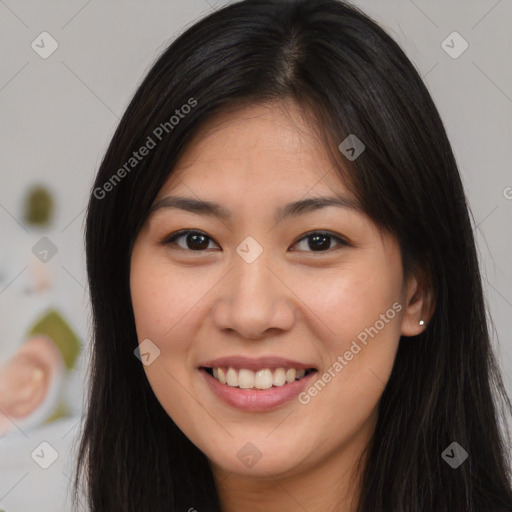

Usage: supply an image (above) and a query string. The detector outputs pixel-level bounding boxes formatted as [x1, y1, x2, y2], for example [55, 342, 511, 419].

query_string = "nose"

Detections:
[212, 251, 296, 340]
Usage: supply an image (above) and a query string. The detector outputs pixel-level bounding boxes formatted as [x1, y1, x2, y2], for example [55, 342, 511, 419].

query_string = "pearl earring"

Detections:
[419, 320, 425, 326]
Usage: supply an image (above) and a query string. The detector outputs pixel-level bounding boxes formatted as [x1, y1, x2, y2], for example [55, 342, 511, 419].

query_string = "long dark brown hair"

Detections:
[75, 1, 512, 510]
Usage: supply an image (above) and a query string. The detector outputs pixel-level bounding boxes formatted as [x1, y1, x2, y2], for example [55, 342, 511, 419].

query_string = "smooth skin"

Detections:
[130, 100, 433, 512]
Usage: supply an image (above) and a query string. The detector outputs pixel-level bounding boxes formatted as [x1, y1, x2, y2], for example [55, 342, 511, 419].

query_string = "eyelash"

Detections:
[159, 229, 349, 254]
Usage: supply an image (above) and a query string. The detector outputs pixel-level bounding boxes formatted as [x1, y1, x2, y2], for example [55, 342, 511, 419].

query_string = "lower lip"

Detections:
[200, 368, 317, 412]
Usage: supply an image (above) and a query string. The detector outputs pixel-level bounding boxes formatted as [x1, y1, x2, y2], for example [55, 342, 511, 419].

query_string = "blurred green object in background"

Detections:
[27, 309, 82, 371]
[23, 184, 55, 226]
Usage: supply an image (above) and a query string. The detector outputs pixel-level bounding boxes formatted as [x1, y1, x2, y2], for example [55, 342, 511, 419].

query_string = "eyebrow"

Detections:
[148, 194, 362, 223]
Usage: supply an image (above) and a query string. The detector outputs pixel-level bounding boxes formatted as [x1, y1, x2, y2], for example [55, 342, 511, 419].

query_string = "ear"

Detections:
[0, 336, 58, 419]
[400, 266, 435, 337]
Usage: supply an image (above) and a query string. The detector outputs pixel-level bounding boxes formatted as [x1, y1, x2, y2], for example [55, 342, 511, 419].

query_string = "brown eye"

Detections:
[291, 231, 347, 253]
[161, 230, 219, 251]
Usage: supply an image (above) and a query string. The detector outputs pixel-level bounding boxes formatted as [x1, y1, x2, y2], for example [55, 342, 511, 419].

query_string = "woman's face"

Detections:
[130, 101, 422, 481]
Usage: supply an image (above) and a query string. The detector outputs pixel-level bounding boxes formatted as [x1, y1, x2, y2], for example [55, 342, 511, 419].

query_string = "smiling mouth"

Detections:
[201, 366, 317, 390]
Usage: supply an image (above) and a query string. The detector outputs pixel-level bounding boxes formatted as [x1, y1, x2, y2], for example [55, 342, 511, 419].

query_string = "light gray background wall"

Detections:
[0, 1, 511, 511]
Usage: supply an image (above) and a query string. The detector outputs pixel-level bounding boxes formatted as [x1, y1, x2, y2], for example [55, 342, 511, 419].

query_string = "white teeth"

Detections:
[209, 366, 312, 389]
[238, 369, 255, 389]
[254, 369, 273, 389]
[285, 368, 296, 383]
[226, 367, 238, 387]
[272, 368, 286, 386]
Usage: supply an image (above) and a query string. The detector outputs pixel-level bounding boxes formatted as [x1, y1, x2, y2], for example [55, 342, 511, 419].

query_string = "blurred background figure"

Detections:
[0, 309, 81, 437]
[0, 181, 88, 511]
[0, 184, 84, 438]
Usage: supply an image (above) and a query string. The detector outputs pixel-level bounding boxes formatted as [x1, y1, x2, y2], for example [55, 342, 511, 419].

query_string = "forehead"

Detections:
[157, 100, 352, 199]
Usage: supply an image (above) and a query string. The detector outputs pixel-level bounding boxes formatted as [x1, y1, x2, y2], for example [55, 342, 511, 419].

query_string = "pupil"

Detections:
[310, 234, 329, 251]
[187, 233, 208, 250]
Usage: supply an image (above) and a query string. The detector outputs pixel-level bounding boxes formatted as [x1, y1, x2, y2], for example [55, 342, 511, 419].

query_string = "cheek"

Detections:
[130, 253, 204, 343]
[129, 248, 218, 404]
[130, 253, 202, 424]
[292, 258, 403, 407]
[293, 260, 402, 346]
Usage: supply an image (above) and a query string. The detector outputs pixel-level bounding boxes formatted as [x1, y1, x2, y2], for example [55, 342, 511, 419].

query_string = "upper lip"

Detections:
[199, 356, 317, 372]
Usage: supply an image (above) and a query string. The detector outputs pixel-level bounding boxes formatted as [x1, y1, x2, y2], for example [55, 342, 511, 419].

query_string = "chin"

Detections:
[201, 435, 313, 479]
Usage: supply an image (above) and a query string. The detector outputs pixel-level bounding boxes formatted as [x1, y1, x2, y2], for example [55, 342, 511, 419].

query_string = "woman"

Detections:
[74, 0, 512, 510]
